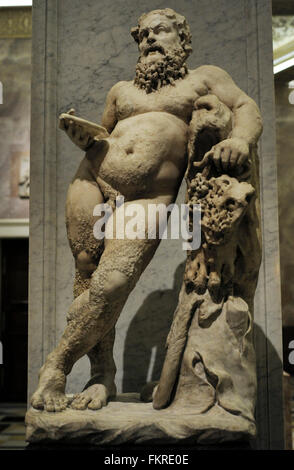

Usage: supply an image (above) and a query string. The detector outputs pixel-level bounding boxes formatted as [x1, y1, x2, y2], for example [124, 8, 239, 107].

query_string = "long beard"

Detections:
[134, 48, 188, 93]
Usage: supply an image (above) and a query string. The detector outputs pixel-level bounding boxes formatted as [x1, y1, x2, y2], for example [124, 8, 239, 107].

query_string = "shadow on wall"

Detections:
[122, 262, 185, 393]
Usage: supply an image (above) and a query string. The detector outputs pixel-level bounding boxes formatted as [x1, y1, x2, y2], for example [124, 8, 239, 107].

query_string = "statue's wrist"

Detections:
[228, 135, 249, 145]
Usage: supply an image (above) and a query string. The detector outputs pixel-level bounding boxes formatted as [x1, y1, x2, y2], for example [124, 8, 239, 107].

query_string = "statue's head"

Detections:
[131, 9, 192, 93]
[131, 9, 192, 62]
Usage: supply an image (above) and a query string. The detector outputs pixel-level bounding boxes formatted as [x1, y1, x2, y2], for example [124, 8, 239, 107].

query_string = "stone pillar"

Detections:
[28, 0, 284, 449]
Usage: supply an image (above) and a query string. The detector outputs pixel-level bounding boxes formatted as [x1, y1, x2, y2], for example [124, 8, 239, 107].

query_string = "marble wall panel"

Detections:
[0, 37, 30, 218]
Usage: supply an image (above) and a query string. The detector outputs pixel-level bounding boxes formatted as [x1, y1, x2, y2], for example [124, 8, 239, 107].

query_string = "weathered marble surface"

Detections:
[26, 394, 255, 445]
[28, 0, 284, 449]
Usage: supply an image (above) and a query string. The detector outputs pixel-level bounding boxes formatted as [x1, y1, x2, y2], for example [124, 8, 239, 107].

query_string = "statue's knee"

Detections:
[104, 270, 129, 300]
[76, 250, 97, 276]
[90, 269, 129, 302]
[67, 290, 89, 323]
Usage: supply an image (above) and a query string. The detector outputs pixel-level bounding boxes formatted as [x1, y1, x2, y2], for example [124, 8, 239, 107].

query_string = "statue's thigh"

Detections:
[66, 175, 105, 261]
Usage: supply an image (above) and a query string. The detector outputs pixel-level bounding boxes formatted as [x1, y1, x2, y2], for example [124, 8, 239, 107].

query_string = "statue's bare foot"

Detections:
[31, 365, 69, 412]
[71, 383, 114, 410]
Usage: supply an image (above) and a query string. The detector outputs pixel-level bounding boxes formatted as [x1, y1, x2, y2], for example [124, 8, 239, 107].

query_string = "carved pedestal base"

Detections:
[25, 393, 256, 446]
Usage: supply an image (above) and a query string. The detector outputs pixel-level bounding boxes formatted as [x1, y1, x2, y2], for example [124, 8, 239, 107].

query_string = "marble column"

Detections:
[28, 0, 284, 449]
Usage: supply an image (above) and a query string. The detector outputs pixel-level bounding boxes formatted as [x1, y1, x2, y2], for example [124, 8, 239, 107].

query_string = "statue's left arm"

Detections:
[195, 65, 263, 172]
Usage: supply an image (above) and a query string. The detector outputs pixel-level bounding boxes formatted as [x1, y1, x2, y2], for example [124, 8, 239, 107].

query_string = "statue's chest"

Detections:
[116, 84, 196, 123]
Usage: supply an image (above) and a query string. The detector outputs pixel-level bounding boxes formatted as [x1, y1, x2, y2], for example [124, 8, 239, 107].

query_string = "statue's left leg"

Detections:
[70, 328, 117, 410]
[66, 160, 117, 399]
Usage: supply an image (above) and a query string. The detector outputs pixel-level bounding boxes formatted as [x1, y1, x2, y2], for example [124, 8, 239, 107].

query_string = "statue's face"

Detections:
[138, 13, 182, 63]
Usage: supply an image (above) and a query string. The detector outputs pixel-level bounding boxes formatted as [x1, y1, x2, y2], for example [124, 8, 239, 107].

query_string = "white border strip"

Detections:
[0, 219, 29, 237]
[0, 1, 32, 6]
[274, 57, 294, 74]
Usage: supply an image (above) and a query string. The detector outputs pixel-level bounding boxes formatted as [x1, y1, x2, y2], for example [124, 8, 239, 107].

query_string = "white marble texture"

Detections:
[28, 0, 284, 449]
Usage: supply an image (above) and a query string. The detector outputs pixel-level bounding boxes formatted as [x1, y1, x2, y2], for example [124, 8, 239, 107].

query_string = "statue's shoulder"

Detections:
[108, 80, 133, 97]
[188, 66, 235, 96]
[189, 65, 230, 81]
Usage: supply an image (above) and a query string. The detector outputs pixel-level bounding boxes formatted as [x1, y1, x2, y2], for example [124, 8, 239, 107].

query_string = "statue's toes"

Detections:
[70, 384, 109, 410]
[70, 393, 81, 406]
[87, 397, 107, 410]
[31, 393, 45, 410]
[44, 398, 56, 412]
[71, 394, 91, 410]
[42, 393, 68, 412]
[54, 397, 68, 412]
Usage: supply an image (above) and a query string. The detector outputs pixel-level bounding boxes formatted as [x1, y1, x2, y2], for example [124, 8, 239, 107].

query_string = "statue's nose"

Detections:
[147, 34, 156, 44]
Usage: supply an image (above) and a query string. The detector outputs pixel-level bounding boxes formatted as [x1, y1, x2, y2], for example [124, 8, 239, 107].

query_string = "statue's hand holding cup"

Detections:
[59, 108, 109, 151]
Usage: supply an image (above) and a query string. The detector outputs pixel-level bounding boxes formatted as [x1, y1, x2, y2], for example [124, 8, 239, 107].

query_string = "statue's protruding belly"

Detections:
[98, 112, 188, 199]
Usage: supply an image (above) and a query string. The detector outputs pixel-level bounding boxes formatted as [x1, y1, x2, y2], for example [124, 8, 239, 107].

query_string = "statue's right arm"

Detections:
[58, 82, 123, 151]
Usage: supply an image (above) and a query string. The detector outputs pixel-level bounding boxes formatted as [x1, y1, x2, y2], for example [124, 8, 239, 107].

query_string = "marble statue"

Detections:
[28, 8, 262, 444]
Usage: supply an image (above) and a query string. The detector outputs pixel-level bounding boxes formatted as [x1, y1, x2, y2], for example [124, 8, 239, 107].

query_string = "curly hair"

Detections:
[131, 8, 192, 59]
